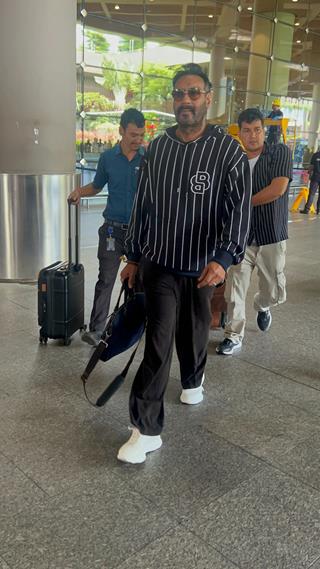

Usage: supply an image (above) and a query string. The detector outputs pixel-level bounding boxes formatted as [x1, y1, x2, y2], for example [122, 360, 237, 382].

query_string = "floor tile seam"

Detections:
[0, 381, 88, 407]
[0, 423, 123, 465]
[236, 356, 320, 394]
[119, 452, 267, 528]
[0, 391, 130, 440]
[0, 449, 51, 497]
[115, 526, 180, 568]
[6, 298, 34, 311]
[201, 425, 271, 470]
[275, 394, 320, 420]
[175, 521, 242, 569]
[204, 428, 320, 498]
[308, 554, 320, 568]
[275, 414, 320, 433]
[252, 398, 320, 425]
[202, 397, 320, 429]
[0, 482, 175, 544]
[53, 379, 132, 427]
[116, 480, 182, 525]
[213, 388, 320, 428]
[0, 554, 13, 569]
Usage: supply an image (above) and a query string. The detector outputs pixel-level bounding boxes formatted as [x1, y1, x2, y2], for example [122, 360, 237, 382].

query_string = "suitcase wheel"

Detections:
[64, 337, 71, 346]
[39, 334, 48, 345]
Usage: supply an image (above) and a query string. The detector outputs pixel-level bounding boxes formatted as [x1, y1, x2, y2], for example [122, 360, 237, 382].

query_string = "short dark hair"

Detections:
[238, 108, 264, 129]
[172, 63, 212, 91]
[120, 108, 145, 129]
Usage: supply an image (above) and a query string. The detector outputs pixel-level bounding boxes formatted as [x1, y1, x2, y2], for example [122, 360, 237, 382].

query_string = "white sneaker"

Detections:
[117, 427, 162, 464]
[180, 375, 204, 405]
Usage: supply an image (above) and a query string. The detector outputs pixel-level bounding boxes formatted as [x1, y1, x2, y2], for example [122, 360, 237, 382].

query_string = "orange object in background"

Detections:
[228, 118, 289, 144]
[290, 187, 316, 213]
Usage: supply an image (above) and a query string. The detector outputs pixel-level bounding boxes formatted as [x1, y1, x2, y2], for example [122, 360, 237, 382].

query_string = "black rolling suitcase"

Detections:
[38, 203, 85, 346]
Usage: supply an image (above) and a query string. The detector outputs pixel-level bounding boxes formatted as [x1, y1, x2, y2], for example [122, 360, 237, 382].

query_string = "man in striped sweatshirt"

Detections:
[117, 63, 252, 464]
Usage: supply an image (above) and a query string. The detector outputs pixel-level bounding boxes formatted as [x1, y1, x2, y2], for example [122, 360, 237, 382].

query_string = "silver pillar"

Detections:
[208, 44, 226, 121]
[0, 173, 80, 282]
[246, 4, 294, 107]
[308, 84, 320, 151]
[0, 0, 77, 281]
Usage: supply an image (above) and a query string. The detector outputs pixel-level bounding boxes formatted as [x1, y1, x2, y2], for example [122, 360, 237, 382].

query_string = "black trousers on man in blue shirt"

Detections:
[304, 178, 320, 213]
[129, 259, 213, 436]
[89, 221, 127, 332]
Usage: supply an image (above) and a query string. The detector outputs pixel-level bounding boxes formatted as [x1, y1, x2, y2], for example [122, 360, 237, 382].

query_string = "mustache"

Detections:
[177, 105, 195, 114]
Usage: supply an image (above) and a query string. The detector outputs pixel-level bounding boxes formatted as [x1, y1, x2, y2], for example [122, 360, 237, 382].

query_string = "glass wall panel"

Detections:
[301, 32, 320, 76]
[193, 2, 238, 52]
[76, 0, 320, 154]
[85, 1, 144, 28]
[308, 0, 320, 34]
[276, 1, 308, 25]
[231, 91, 266, 123]
[251, 0, 277, 18]
[234, 52, 270, 94]
[192, 0, 222, 44]
[239, 14, 273, 57]
[143, 32, 193, 67]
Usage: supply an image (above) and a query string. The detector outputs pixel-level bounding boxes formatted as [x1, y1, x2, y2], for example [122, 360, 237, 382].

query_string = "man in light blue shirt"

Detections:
[68, 108, 145, 345]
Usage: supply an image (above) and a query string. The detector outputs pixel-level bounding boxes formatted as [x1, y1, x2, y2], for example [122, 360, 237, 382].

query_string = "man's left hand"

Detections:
[197, 262, 226, 289]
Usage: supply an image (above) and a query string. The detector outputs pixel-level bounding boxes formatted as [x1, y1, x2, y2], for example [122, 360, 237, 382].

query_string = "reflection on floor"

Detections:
[1, 207, 320, 569]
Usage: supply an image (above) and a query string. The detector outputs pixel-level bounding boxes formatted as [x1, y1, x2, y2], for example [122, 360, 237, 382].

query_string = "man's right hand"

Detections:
[120, 263, 138, 289]
[68, 188, 81, 205]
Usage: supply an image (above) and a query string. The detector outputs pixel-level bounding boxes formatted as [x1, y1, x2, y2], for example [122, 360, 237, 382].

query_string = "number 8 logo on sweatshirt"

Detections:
[190, 171, 211, 195]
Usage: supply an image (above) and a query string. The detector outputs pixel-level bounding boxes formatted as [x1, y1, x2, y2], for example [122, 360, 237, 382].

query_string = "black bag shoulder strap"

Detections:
[80, 279, 144, 407]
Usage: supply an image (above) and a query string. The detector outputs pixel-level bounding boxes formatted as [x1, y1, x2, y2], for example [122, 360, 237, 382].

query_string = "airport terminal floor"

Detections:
[1, 203, 320, 569]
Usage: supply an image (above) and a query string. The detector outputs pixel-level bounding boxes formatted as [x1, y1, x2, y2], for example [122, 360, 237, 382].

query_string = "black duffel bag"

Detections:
[81, 280, 146, 407]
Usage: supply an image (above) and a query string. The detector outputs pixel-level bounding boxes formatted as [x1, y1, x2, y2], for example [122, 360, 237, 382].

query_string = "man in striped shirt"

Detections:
[117, 63, 251, 464]
[217, 108, 292, 356]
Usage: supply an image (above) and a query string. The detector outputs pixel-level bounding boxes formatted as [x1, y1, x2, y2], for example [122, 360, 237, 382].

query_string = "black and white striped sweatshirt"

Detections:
[125, 124, 252, 275]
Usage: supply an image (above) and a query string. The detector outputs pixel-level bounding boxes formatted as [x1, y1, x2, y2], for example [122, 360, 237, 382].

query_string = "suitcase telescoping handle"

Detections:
[68, 201, 80, 267]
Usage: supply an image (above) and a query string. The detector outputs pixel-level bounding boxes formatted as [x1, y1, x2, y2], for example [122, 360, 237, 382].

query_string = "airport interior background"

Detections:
[1, 1, 320, 568]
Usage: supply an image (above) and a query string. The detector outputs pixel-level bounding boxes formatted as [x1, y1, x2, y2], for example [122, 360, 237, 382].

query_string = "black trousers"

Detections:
[129, 260, 213, 435]
[89, 222, 126, 332]
[305, 179, 320, 213]
[267, 130, 281, 145]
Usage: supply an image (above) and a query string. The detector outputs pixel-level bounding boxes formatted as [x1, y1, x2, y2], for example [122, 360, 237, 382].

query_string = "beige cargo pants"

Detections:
[224, 241, 287, 342]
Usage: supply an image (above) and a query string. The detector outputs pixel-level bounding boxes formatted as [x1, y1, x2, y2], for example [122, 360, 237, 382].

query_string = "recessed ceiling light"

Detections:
[114, 4, 120, 9]
[247, 6, 253, 10]
[224, 56, 232, 60]
[292, 0, 298, 3]
[296, 39, 301, 43]
[295, 22, 300, 26]
[208, 14, 214, 18]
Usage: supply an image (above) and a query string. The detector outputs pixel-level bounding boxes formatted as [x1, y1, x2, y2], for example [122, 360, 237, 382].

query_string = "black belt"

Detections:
[106, 220, 128, 230]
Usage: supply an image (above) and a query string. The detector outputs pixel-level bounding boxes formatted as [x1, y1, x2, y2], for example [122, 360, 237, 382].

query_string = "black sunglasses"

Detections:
[171, 87, 211, 101]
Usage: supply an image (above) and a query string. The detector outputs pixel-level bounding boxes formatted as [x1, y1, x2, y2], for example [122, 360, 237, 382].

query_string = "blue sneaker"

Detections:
[216, 338, 242, 356]
[257, 309, 272, 332]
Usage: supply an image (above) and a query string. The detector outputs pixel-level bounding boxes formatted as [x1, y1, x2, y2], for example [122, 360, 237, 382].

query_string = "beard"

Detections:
[175, 101, 208, 128]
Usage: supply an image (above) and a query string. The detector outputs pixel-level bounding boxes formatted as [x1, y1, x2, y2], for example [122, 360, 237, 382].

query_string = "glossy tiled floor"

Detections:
[1, 206, 320, 569]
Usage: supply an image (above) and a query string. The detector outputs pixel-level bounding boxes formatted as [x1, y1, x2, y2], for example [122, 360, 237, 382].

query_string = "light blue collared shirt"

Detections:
[92, 144, 144, 224]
